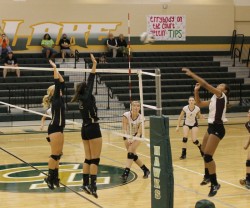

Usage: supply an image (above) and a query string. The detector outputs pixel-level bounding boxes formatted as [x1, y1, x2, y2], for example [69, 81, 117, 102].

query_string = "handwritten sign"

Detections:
[147, 15, 186, 41]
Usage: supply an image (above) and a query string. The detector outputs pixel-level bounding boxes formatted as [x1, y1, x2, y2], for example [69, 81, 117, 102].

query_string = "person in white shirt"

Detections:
[182, 67, 230, 197]
[120, 101, 150, 182]
[176, 96, 203, 159]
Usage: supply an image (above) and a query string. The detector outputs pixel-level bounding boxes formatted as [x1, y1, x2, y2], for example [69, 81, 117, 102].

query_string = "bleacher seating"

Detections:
[0, 51, 249, 122]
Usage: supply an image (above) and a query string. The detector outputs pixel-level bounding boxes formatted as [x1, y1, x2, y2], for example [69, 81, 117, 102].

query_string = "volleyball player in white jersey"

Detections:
[176, 96, 203, 159]
[182, 67, 230, 197]
[120, 101, 150, 182]
[239, 109, 250, 189]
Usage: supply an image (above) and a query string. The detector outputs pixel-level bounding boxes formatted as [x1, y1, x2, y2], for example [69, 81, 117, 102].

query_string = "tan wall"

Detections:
[0, 1, 234, 36]
[0, 0, 238, 52]
[235, 6, 250, 35]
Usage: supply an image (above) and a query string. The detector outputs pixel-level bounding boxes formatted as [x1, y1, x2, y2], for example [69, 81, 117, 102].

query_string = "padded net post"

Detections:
[150, 116, 174, 208]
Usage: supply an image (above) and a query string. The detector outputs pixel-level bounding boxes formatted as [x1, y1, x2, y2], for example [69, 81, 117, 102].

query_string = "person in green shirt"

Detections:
[41, 33, 57, 58]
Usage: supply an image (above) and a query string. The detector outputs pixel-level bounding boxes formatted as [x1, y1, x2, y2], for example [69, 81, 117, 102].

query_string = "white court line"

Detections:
[105, 142, 250, 192]
[2, 131, 249, 192]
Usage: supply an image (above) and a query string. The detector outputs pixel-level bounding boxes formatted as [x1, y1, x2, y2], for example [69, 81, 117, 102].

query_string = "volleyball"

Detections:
[140, 32, 155, 44]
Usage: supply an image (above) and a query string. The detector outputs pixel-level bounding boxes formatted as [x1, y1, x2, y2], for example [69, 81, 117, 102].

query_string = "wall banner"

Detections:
[147, 15, 186, 41]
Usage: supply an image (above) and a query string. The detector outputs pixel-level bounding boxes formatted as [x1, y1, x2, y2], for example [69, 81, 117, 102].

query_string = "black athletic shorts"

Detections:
[207, 123, 225, 139]
[48, 124, 64, 135]
[81, 123, 102, 140]
[123, 133, 141, 141]
[184, 123, 198, 129]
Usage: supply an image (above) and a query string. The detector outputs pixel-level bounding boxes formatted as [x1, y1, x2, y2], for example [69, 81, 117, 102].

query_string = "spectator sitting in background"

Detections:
[0, 33, 12, 59]
[3, 51, 20, 78]
[106, 33, 119, 58]
[98, 53, 107, 64]
[59, 33, 74, 62]
[41, 33, 57, 59]
[117, 34, 129, 57]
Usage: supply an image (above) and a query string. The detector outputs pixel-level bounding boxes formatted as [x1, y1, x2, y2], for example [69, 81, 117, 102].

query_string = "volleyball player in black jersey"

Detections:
[182, 67, 230, 197]
[71, 54, 102, 198]
[42, 60, 65, 190]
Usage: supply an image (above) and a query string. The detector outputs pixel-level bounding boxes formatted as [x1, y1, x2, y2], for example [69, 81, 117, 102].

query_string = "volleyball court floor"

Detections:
[0, 113, 250, 208]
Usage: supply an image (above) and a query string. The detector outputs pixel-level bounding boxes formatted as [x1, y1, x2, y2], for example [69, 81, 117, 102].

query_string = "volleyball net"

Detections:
[0, 65, 162, 144]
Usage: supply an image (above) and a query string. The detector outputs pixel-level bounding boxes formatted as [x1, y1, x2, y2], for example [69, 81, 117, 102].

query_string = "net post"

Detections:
[150, 116, 174, 208]
[155, 68, 162, 116]
[138, 69, 145, 138]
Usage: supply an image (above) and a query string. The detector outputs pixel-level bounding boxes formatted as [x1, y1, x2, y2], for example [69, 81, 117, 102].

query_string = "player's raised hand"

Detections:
[182, 67, 192, 76]
[90, 54, 97, 65]
[49, 59, 57, 69]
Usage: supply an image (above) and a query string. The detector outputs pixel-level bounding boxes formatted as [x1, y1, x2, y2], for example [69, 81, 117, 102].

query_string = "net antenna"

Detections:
[128, 12, 133, 137]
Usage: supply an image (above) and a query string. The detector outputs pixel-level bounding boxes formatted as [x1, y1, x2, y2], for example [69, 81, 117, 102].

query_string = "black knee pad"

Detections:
[50, 154, 61, 161]
[133, 154, 138, 161]
[84, 159, 91, 165]
[246, 160, 250, 167]
[127, 152, 135, 159]
[193, 140, 199, 145]
[91, 158, 100, 166]
[182, 137, 188, 143]
[203, 154, 213, 163]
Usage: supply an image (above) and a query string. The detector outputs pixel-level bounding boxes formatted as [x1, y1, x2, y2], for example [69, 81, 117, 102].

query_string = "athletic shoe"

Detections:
[120, 174, 128, 183]
[200, 177, 210, 186]
[239, 178, 246, 186]
[143, 170, 150, 179]
[246, 180, 250, 189]
[53, 178, 60, 188]
[80, 185, 91, 194]
[44, 177, 54, 190]
[179, 155, 186, 160]
[89, 185, 98, 198]
[208, 184, 221, 197]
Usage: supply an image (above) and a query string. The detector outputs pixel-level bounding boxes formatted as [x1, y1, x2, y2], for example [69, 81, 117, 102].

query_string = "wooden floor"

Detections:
[0, 115, 250, 208]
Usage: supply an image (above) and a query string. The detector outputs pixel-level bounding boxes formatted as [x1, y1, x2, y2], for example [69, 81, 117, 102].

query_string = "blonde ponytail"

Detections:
[42, 95, 51, 108]
[41, 85, 55, 109]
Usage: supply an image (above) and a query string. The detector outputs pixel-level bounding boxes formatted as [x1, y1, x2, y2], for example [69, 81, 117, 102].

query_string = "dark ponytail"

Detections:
[71, 82, 87, 102]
